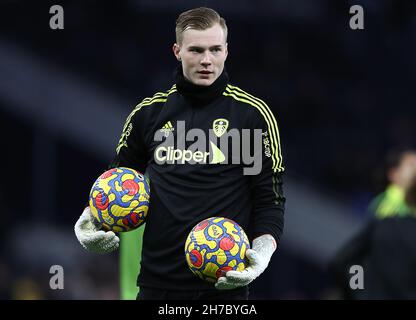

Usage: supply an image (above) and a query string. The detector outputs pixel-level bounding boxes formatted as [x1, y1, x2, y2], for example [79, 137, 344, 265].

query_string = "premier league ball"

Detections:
[89, 167, 150, 232]
[185, 217, 250, 283]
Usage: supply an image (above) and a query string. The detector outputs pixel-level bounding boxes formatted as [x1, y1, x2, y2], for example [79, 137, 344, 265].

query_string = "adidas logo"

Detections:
[160, 121, 174, 137]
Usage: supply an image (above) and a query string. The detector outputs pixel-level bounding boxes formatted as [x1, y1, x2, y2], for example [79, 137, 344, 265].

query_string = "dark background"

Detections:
[0, 0, 415, 299]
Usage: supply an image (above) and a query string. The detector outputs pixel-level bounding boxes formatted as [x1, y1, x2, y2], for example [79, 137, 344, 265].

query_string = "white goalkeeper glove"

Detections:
[74, 207, 120, 254]
[215, 234, 277, 290]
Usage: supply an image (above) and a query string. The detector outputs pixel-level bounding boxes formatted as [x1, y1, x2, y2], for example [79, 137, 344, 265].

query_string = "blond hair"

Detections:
[175, 7, 228, 44]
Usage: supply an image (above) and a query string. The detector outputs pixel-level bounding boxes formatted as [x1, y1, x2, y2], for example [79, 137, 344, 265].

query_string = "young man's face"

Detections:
[173, 23, 228, 86]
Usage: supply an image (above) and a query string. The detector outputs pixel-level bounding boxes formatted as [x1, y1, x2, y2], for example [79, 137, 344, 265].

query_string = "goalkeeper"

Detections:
[75, 7, 285, 300]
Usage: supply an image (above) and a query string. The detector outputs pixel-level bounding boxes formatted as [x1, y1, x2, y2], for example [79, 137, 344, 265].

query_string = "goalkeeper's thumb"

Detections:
[74, 207, 120, 254]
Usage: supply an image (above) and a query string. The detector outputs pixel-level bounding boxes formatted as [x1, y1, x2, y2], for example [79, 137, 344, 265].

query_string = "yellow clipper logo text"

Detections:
[213, 118, 229, 138]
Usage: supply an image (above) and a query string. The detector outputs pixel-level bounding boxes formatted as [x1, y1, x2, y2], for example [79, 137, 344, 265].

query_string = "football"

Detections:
[89, 167, 150, 232]
[184, 217, 250, 283]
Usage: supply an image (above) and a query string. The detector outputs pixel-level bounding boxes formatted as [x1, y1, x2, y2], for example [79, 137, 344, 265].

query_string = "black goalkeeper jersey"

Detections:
[110, 68, 285, 290]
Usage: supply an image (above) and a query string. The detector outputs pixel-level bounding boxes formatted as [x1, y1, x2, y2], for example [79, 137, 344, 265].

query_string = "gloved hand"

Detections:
[74, 206, 120, 254]
[215, 234, 277, 290]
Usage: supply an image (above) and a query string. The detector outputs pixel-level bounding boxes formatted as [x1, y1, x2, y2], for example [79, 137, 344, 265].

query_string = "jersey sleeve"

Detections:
[109, 104, 149, 174]
[249, 101, 286, 245]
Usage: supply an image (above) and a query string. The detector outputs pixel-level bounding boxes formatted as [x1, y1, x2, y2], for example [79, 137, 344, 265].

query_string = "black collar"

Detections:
[174, 65, 229, 105]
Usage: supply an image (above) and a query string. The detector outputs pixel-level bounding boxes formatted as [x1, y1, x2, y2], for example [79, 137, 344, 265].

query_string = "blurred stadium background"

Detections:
[0, 0, 415, 299]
